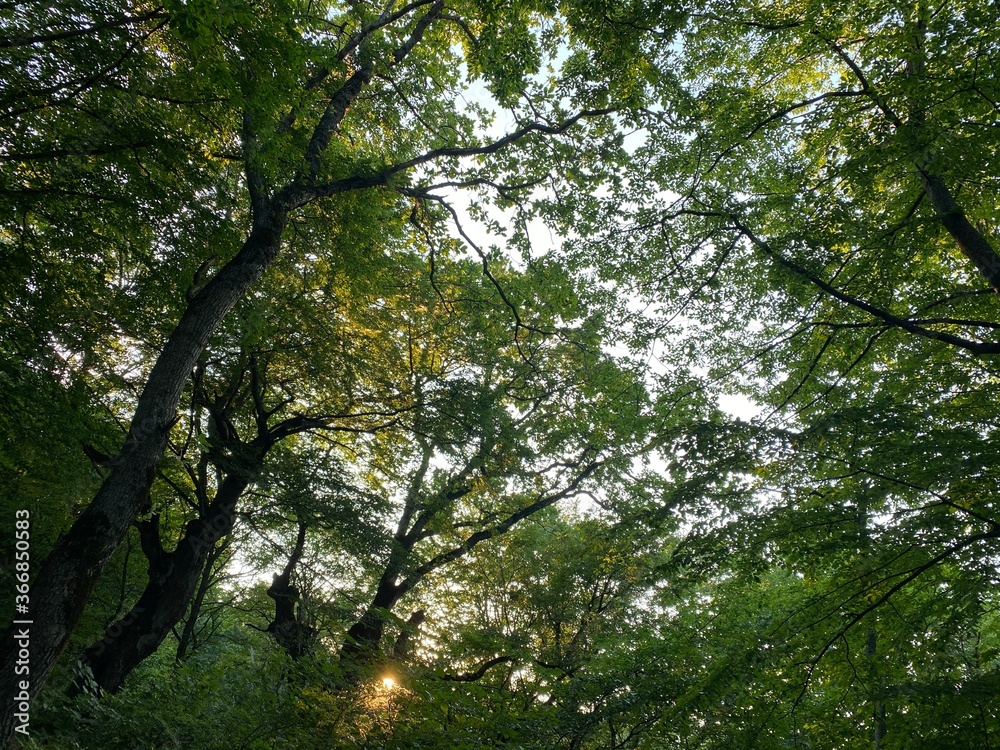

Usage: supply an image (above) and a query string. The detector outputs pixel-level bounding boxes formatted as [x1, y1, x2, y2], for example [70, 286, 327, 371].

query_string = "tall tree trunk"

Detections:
[902, 2, 1000, 293]
[857, 500, 887, 749]
[0, 208, 286, 747]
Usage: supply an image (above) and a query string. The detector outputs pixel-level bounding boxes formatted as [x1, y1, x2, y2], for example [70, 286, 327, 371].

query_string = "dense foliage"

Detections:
[1, 0, 998, 748]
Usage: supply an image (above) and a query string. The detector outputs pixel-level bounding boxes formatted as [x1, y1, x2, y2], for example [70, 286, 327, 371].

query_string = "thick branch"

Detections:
[300, 1, 443, 179]
[302, 66, 374, 180]
[442, 655, 515, 682]
[723, 215, 1000, 355]
[395, 439, 433, 541]
[305, 0, 439, 88]
[286, 108, 615, 207]
[917, 170, 1000, 294]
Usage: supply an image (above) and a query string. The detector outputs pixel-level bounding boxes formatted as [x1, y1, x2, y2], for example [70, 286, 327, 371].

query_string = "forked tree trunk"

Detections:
[74, 472, 250, 694]
[0, 209, 286, 748]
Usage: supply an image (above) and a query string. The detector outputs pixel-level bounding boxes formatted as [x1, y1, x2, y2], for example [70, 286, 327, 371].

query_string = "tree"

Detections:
[1, 1, 684, 742]
[569, 0, 1000, 617]
[12, 0, 1000, 746]
[333, 261, 657, 674]
[71, 232, 421, 689]
[547, 0, 1000, 743]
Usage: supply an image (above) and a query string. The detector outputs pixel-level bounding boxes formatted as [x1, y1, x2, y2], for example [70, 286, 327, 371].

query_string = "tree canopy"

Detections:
[2, 0, 999, 748]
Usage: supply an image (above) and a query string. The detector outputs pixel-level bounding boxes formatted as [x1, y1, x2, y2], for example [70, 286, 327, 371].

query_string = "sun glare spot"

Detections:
[381, 676, 397, 690]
